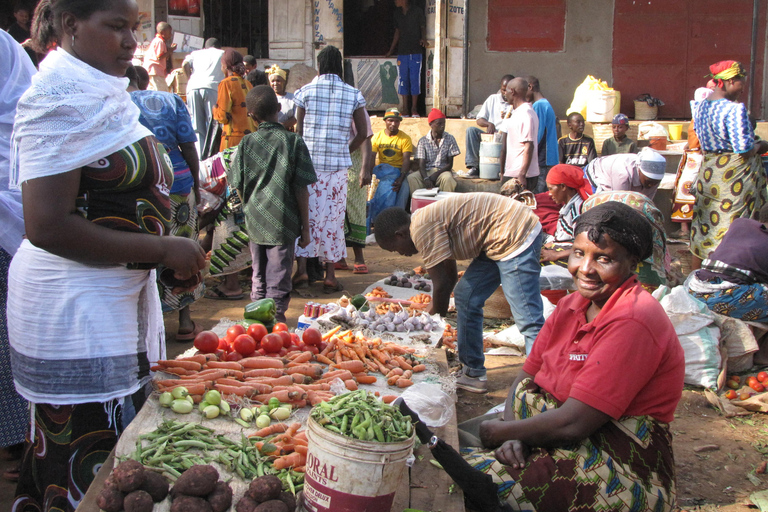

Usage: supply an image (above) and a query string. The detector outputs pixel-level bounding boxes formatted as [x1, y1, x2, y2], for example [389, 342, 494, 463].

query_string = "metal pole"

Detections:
[462, 0, 469, 117]
[748, 0, 759, 115]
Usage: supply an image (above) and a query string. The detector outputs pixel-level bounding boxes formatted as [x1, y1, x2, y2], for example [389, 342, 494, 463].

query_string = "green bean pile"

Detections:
[310, 390, 413, 442]
[130, 420, 304, 493]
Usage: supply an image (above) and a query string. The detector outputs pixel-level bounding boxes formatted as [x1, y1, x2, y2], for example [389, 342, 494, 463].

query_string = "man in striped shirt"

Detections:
[374, 193, 545, 393]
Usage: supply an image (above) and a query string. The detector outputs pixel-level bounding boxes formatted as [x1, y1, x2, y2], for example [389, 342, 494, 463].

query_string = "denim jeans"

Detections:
[453, 232, 545, 377]
[465, 126, 484, 168]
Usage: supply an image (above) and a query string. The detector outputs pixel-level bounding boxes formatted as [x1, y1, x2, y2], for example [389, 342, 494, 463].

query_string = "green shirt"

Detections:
[230, 122, 317, 245]
[601, 136, 638, 156]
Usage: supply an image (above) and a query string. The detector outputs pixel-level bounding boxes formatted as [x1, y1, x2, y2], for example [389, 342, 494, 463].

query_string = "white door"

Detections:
[269, 0, 311, 63]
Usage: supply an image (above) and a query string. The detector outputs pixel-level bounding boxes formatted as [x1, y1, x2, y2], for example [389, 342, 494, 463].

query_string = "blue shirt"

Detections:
[130, 91, 197, 194]
[691, 98, 753, 154]
[533, 98, 559, 167]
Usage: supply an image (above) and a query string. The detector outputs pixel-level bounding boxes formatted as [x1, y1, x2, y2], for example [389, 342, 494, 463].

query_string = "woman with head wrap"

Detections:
[689, 60, 768, 269]
[421, 202, 684, 511]
[540, 163, 592, 263]
[213, 49, 256, 152]
[267, 64, 297, 131]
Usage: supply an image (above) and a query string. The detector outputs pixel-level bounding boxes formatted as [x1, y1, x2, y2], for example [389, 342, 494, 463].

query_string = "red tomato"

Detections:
[226, 324, 246, 343]
[278, 348, 288, 357]
[232, 334, 256, 355]
[758, 372, 768, 383]
[724, 389, 738, 400]
[246, 323, 268, 344]
[747, 376, 759, 387]
[256, 348, 266, 356]
[261, 333, 283, 353]
[290, 333, 301, 345]
[318, 342, 328, 353]
[224, 351, 243, 362]
[750, 381, 765, 393]
[272, 322, 289, 333]
[302, 327, 323, 347]
[218, 338, 230, 351]
[276, 331, 292, 349]
[194, 331, 219, 353]
[305, 345, 319, 355]
[740, 392, 753, 400]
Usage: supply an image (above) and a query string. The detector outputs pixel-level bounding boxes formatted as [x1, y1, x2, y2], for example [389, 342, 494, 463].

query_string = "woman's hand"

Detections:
[160, 237, 206, 280]
[359, 168, 372, 188]
[392, 175, 405, 192]
[540, 247, 560, 262]
[495, 440, 530, 470]
[479, 418, 511, 449]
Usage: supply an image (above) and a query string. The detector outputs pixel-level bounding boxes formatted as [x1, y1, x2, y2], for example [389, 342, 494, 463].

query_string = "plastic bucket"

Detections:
[649, 136, 667, 150]
[668, 123, 683, 140]
[586, 89, 621, 123]
[301, 417, 414, 512]
[478, 141, 503, 180]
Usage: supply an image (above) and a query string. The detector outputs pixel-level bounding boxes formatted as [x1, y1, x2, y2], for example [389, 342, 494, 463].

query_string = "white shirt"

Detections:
[477, 92, 512, 129]
[500, 102, 540, 179]
[183, 48, 225, 91]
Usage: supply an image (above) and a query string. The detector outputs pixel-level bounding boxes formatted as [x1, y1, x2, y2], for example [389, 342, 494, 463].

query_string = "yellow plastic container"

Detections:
[668, 123, 683, 140]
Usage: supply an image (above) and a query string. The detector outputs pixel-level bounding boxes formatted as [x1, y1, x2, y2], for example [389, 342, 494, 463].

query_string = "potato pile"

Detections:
[97, 460, 170, 512]
[169, 465, 233, 512]
[235, 475, 296, 512]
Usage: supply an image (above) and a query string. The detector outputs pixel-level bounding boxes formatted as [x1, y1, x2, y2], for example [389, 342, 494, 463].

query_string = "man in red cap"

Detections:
[408, 108, 460, 200]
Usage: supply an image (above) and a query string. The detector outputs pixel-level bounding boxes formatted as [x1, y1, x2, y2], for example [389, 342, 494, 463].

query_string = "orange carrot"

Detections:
[285, 365, 323, 379]
[248, 375, 295, 387]
[292, 466, 305, 473]
[344, 379, 358, 391]
[157, 359, 203, 371]
[180, 369, 227, 380]
[386, 368, 404, 378]
[240, 357, 284, 369]
[291, 374, 311, 384]
[315, 354, 334, 365]
[157, 381, 208, 395]
[288, 352, 313, 365]
[294, 444, 308, 455]
[206, 361, 244, 370]
[151, 366, 193, 376]
[216, 380, 273, 395]
[254, 390, 304, 403]
[287, 399, 308, 409]
[394, 356, 412, 371]
[402, 370, 413, 380]
[214, 383, 261, 397]
[381, 395, 398, 404]
[251, 423, 289, 438]
[387, 375, 400, 386]
[178, 354, 208, 365]
[354, 375, 378, 385]
[330, 360, 366, 373]
[244, 368, 284, 378]
[273, 451, 306, 470]
[296, 383, 331, 391]
[188, 394, 203, 404]
[412, 364, 426, 373]
[322, 325, 342, 341]
[395, 378, 413, 388]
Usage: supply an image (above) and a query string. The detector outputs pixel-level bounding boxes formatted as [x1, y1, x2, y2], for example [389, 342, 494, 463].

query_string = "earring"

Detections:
[71, 34, 75, 47]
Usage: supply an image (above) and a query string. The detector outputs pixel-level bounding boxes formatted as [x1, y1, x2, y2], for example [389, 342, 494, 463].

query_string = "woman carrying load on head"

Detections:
[9, 0, 205, 509]
[422, 202, 684, 511]
[690, 60, 768, 269]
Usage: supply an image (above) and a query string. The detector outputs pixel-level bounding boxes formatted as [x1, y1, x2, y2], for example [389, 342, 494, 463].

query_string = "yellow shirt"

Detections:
[410, 193, 540, 268]
[372, 129, 413, 168]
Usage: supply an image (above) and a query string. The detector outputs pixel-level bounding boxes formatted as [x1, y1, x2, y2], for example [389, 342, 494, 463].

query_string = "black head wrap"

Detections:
[574, 202, 654, 261]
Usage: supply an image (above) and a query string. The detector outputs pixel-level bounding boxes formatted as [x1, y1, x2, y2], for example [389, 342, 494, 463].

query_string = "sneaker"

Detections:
[466, 167, 480, 177]
[455, 373, 488, 393]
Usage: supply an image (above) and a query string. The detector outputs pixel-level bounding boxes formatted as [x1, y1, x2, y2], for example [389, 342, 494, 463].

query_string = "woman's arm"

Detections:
[349, 107, 368, 153]
[359, 136, 373, 188]
[23, 171, 205, 279]
[179, 141, 200, 204]
[296, 107, 305, 137]
[213, 81, 232, 125]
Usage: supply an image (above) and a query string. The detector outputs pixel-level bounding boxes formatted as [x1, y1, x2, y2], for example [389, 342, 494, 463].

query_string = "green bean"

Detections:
[310, 391, 414, 442]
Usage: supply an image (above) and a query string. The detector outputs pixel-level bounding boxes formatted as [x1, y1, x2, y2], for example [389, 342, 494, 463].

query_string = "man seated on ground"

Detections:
[601, 113, 638, 156]
[585, 147, 666, 199]
[408, 108, 459, 197]
[465, 74, 514, 177]
[371, 108, 413, 210]
[499, 77, 539, 191]
[374, 193, 545, 393]
[687, 204, 768, 323]
[558, 112, 597, 166]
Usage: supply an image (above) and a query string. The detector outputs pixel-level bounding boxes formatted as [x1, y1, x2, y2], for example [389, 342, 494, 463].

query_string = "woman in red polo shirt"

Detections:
[463, 202, 685, 511]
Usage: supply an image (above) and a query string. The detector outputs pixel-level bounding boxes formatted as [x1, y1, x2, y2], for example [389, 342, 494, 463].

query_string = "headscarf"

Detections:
[222, 48, 246, 76]
[267, 64, 287, 81]
[708, 60, 746, 88]
[575, 201, 654, 262]
[546, 164, 592, 200]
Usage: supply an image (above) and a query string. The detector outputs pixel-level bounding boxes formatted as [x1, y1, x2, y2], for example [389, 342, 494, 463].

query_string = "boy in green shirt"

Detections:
[230, 85, 317, 321]
[601, 113, 638, 156]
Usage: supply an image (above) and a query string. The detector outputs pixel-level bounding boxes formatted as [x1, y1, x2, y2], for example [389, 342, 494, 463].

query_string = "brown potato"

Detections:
[172, 465, 219, 497]
[124, 490, 154, 512]
[277, 492, 296, 511]
[140, 470, 170, 502]
[235, 496, 258, 512]
[113, 460, 146, 493]
[207, 481, 233, 512]
[247, 475, 282, 503]
[96, 486, 125, 512]
[253, 500, 288, 512]
[171, 495, 214, 512]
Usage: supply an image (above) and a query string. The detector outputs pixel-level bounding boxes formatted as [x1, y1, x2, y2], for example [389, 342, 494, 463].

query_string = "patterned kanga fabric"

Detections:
[691, 98, 753, 154]
[461, 379, 677, 511]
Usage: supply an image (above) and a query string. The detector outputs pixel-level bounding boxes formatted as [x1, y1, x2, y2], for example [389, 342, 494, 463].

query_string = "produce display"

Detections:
[235, 475, 296, 512]
[365, 286, 391, 299]
[723, 372, 768, 401]
[440, 324, 457, 349]
[97, 460, 170, 512]
[310, 390, 413, 442]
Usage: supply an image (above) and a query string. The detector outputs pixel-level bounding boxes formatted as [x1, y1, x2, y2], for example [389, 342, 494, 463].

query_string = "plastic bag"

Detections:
[566, 75, 614, 117]
[638, 121, 669, 140]
[400, 382, 454, 427]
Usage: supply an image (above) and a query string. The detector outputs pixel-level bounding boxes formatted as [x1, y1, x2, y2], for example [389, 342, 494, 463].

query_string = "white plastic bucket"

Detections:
[586, 89, 621, 123]
[302, 416, 414, 512]
[478, 141, 503, 180]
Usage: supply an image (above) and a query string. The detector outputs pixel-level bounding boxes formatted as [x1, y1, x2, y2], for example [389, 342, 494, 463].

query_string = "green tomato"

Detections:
[185, 395, 194, 405]
[255, 414, 271, 429]
[198, 401, 211, 412]
[158, 392, 173, 407]
[240, 408, 254, 422]
[171, 387, 189, 400]
[258, 405, 270, 416]
[270, 407, 291, 421]
[268, 397, 281, 408]
[171, 399, 193, 414]
[218, 401, 230, 414]
[204, 390, 221, 406]
[202, 405, 220, 419]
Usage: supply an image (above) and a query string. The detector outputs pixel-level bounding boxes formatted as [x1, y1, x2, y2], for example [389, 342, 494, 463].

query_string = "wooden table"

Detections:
[78, 348, 465, 512]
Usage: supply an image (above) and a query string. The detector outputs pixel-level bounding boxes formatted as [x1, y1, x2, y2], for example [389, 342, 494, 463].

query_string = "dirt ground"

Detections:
[1, 244, 767, 511]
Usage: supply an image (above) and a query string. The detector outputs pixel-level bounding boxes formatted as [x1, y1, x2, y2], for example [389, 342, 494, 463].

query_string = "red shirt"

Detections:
[523, 276, 684, 423]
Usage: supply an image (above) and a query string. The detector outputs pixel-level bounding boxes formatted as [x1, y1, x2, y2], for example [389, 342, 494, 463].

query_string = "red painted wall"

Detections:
[487, 0, 566, 52]
[612, 0, 766, 119]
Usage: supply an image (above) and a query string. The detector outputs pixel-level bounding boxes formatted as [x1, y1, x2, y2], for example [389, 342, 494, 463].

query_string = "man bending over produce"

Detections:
[374, 193, 545, 393]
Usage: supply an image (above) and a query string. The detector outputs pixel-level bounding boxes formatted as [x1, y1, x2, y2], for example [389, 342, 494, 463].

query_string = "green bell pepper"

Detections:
[243, 298, 276, 323]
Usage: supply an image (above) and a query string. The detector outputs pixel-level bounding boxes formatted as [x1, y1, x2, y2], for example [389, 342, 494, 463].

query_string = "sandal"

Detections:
[322, 281, 345, 294]
[353, 264, 369, 274]
[204, 287, 245, 301]
[334, 261, 350, 270]
[176, 321, 199, 343]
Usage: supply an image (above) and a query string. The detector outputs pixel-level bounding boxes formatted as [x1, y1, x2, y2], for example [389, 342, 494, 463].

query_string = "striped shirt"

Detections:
[691, 98, 753, 154]
[553, 194, 584, 243]
[410, 192, 540, 267]
[294, 74, 366, 172]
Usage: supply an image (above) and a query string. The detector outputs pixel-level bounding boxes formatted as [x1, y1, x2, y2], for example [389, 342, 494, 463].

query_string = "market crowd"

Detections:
[2, 0, 767, 511]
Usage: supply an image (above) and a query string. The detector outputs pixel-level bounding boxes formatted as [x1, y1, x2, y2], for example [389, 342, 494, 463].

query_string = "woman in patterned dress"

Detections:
[689, 60, 768, 269]
[455, 203, 685, 511]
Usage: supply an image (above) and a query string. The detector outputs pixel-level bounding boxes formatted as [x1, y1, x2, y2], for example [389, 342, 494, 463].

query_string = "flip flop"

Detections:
[204, 287, 245, 301]
[322, 281, 345, 294]
[334, 262, 350, 270]
[176, 321, 199, 343]
[353, 264, 369, 274]
[292, 279, 309, 290]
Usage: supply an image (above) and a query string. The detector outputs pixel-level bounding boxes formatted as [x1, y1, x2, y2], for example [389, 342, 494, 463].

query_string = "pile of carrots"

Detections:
[151, 327, 425, 408]
[441, 325, 457, 349]
[251, 422, 308, 471]
[365, 287, 391, 299]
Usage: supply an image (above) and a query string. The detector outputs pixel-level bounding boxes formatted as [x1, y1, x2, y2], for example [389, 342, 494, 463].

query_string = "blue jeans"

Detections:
[453, 233, 545, 377]
[465, 126, 483, 168]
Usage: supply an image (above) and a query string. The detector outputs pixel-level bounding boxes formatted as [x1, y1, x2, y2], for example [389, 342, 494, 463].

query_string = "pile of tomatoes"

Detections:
[193, 324, 326, 361]
[723, 371, 768, 400]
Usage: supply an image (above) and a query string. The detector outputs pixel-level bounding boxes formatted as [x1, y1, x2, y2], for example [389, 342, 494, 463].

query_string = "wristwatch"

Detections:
[428, 435, 439, 449]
